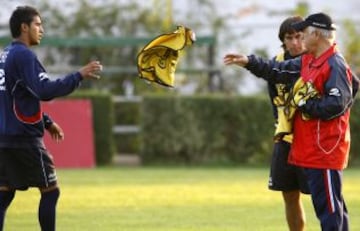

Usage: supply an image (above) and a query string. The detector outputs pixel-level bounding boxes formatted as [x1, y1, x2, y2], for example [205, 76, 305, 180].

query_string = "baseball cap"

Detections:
[292, 12, 336, 31]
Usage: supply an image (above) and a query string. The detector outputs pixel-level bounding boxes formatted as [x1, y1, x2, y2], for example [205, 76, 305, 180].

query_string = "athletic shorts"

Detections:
[0, 147, 57, 190]
[268, 140, 310, 194]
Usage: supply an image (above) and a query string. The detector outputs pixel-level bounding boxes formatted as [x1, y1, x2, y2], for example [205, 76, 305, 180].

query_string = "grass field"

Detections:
[5, 167, 360, 231]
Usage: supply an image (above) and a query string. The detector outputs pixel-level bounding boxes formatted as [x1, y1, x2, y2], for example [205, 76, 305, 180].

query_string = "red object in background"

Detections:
[42, 99, 96, 168]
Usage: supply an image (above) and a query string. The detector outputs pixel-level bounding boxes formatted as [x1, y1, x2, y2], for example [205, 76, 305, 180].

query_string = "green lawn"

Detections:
[5, 167, 360, 231]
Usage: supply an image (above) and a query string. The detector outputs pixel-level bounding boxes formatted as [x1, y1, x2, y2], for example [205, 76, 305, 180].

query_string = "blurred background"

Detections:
[1, 0, 360, 167]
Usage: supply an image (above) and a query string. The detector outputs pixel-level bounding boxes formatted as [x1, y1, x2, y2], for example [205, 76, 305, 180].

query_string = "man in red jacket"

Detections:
[224, 12, 359, 231]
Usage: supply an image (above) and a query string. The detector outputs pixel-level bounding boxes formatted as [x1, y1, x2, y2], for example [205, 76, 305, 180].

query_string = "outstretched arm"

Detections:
[17, 49, 103, 100]
[224, 53, 301, 85]
[223, 54, 249, 67]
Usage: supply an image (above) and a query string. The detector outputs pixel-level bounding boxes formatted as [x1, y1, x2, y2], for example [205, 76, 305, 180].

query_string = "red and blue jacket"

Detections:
[0, 41, 82, 148]
[245, 44, 359, 170]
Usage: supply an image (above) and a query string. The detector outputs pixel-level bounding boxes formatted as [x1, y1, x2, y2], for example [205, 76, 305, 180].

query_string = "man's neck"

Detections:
[314, 40, 333, 58]
[13, 37, 30, 47]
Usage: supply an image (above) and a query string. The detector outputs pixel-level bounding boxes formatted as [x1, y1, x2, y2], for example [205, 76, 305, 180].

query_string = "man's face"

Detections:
[27, 15, 44, 45]
[283, 31, 305, 56]
[302, 27, 317, 55]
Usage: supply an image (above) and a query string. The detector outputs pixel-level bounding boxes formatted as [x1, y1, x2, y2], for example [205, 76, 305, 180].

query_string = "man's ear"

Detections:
[20, 23, 29, 33]
[313, 29, 321, 39]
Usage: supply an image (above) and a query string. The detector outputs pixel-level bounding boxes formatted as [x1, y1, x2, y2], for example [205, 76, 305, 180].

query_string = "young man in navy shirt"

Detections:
[0, 6, 102, 231]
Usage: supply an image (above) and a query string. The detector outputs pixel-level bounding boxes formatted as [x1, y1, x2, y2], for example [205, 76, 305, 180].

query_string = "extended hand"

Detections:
[223, 54, 249, 67]
[79, 60, 103, 79]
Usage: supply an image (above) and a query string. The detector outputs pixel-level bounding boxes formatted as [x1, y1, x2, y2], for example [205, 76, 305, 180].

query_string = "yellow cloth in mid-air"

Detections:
[137, 26, 196, 88]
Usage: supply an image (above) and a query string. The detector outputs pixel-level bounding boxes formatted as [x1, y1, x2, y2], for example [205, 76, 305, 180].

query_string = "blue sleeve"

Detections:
[16, 49, 82, 101]
[300, 57, 354, 120]
[245, 55, 301, 84]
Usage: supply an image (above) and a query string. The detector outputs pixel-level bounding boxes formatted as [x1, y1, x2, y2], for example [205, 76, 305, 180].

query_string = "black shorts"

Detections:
[0, 147, 57, 190]
[268, 140, 310, 194]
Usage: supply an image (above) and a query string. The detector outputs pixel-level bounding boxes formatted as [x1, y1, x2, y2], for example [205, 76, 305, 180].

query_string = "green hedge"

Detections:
[140, 94, 274, 165]
[114, 101, 140, 154]
[69, 90, 115, 165]
[349, 99, 360, 166]
[140, 94, 360, 166]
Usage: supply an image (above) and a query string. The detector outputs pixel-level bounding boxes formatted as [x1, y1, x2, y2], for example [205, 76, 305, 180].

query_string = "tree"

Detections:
[30, 0, 227, 95]
[342, 19, 360, 75]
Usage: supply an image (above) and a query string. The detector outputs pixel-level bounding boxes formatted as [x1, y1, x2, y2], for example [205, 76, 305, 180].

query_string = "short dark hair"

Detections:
[9, 6, 40, 38]
[278, 16, 304, 42]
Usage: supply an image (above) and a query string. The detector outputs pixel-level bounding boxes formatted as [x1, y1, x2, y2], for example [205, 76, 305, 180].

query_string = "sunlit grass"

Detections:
[5, 167, 360, 231]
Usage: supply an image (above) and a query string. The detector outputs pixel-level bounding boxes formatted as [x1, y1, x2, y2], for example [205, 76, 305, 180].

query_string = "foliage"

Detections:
[114, 101, 140, 154]
[349, 97, 360, 166]
[139, 94, 360, 166]
[30, 0, 226, 95]
[342, 20, 360, 74]
[140, 94, 274, 165]
[292, 1, 309, 17]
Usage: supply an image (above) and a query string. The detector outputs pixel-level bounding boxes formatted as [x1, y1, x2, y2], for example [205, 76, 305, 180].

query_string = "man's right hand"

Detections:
[79, 60, 103, 79]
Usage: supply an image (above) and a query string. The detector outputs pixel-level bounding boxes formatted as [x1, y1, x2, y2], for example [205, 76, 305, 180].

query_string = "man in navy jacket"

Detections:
[0, 6, 102, 231]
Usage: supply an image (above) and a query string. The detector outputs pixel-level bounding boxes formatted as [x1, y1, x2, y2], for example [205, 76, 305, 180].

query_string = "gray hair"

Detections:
[308, 26, 336, 41]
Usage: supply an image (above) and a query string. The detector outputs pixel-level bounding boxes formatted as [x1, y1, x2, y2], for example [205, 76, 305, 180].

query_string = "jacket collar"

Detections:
[309, 43, 337, 68]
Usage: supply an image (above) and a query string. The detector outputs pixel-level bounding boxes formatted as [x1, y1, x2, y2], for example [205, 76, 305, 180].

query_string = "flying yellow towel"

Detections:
[137, 26, 196, 88]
